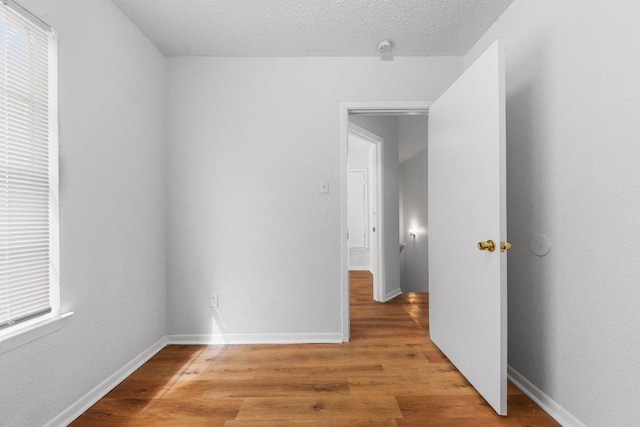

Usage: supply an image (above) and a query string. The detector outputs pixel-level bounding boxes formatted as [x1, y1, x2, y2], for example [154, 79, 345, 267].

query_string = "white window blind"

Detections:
[0, 1, 56, 330]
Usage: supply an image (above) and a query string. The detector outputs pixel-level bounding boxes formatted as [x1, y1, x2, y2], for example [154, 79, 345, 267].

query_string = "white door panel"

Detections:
[428, 39, 507, 415]
[348, 170, 368, 249]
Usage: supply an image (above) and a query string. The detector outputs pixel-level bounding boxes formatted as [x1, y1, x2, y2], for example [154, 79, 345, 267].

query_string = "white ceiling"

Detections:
[111, 0, 514, 57]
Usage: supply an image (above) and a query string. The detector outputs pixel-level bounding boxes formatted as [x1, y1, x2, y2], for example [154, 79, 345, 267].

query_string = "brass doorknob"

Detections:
[501, 241, 512, 252]
[478, 240, 496, 252]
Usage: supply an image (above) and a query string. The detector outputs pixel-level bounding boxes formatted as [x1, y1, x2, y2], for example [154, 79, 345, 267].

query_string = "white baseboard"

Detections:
[384, 287, 402, 302]
[45, 336, 167, 427]
[508, 365, 585, 427]
[348, 266, 371, 271]
[167, 332, 343, 345]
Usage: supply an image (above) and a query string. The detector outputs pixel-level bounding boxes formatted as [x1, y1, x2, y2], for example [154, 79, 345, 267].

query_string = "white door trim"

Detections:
[340, 101, 432, 342]
[348, 128, 380, 296]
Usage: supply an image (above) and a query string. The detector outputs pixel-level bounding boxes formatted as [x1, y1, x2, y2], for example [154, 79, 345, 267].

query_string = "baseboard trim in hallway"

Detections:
[167, 333, 343, 345]
[384, 287, 402, 302]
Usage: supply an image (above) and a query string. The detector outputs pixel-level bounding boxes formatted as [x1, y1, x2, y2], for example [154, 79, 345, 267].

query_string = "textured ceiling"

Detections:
[111, 0, 514, 57]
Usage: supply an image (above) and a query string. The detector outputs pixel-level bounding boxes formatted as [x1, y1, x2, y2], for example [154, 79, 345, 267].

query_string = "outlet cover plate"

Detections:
[209, 293, 218, 308]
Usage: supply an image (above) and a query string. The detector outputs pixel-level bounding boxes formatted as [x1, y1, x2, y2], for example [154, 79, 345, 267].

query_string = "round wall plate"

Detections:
[528, 234, 550, 257]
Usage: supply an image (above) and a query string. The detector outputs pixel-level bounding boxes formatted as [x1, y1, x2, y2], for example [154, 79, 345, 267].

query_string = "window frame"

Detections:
[0, 0, 70, 353]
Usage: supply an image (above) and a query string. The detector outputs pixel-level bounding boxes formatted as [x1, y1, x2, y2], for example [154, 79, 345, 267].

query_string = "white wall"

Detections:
[466, 0, 640, 425]
[0, 1, 167, 426]
[401, 147, 429, 293]
[398, 116, 429, 292]
[166, 57, 462, 337]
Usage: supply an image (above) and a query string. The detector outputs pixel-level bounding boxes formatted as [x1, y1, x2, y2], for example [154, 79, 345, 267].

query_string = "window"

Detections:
[0, 1, 58, 333]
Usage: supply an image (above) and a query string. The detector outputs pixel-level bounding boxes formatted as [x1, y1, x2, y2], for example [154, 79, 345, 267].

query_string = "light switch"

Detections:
[320, 179, 330, 194]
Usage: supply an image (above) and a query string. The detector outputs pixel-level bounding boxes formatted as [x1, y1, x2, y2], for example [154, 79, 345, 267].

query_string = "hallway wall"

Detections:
[400, 147, 429, 293]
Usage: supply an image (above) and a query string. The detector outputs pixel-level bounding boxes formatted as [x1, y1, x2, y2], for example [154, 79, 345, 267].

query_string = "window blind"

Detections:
[0, 2, 55, 329]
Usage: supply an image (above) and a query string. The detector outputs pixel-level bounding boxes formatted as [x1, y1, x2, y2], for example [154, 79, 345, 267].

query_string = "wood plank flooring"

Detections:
[72, 271, 559, 426]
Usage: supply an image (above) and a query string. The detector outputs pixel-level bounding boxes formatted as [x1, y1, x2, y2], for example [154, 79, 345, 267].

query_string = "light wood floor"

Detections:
[73, 271, 559, 426]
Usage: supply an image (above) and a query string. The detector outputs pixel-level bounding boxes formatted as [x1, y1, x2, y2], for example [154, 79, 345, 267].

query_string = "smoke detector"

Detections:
[377, 39, 392, 54]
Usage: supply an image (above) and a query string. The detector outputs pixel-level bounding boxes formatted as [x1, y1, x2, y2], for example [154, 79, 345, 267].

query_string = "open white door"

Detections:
[347, 169, 368, 250]
[428, 40, 507, 415]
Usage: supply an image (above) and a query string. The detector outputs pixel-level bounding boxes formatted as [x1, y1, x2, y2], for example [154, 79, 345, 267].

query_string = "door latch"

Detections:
[500, 241, 512, 252]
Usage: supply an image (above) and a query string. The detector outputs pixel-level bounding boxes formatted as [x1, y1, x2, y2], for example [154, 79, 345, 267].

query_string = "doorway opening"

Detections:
[347, 124, 383, 302]
[340, 102, 431, 342]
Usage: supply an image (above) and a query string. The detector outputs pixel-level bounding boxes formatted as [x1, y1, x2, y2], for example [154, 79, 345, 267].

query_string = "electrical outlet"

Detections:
[209, 293, 218, 308]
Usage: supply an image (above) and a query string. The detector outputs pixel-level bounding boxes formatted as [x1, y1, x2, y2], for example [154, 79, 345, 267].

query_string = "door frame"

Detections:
[340, 101, 432, 342]
[347, 128, 379, 286]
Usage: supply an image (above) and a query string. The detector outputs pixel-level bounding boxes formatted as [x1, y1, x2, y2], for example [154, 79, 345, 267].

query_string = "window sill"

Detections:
[0, 312, 74, 355]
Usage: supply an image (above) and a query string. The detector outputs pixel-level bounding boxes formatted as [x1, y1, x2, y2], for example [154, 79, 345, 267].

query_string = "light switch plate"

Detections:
[320, 179, 330, 194]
